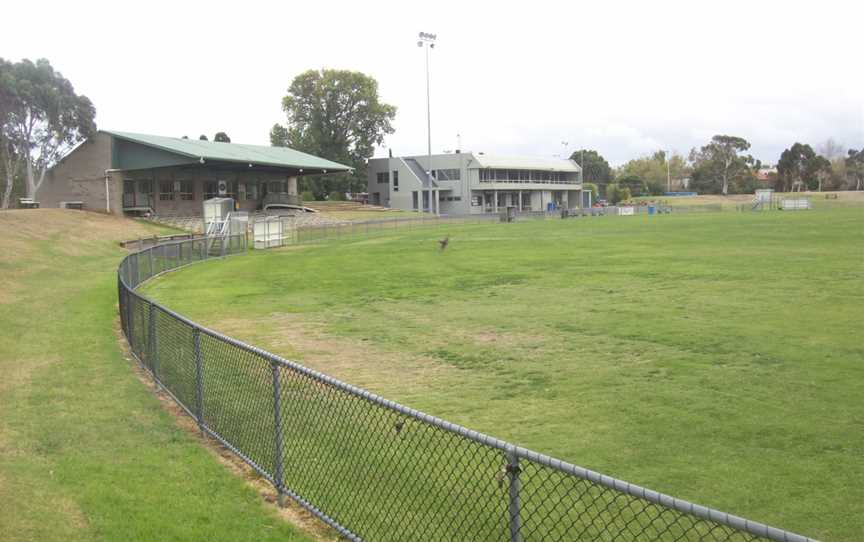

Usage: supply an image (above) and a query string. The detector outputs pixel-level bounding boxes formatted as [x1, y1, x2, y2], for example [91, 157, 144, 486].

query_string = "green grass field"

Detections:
[143, 207, 864, 541]
[0, 210, 311, 542]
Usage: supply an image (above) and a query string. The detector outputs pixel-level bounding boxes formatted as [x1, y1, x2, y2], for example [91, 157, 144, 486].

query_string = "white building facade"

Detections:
[367, 152, 586, 215]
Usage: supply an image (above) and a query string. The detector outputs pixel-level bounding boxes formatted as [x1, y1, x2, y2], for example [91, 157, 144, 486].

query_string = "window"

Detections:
[178, 180, 194, 200]
[392, 171, 399, 191]
[454, 196, 462, 201]
[478, 168, 577, 185]
[204, 181, 218, 199]
[246, 181, 259, 201]
[412, 190, 418, 209]
[225, 180, 237, 199]
[159, 180, 175, 201]
[435, 168, 460, 181]
[376, 172, 389, 184]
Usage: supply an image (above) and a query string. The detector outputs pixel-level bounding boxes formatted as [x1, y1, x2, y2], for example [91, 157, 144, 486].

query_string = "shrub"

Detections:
[300, 190, 316, 202]
[607, 184, 633, 205]
[328, 191, 346, 201]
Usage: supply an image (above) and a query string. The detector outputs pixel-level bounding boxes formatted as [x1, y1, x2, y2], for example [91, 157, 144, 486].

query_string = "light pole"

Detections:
[418, 31, 436, 215]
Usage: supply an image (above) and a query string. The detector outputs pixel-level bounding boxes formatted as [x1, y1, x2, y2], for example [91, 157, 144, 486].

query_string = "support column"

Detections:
[287, 176, 298, 196]
[518, 191, 522, 211]
[494, 190, 498, 213]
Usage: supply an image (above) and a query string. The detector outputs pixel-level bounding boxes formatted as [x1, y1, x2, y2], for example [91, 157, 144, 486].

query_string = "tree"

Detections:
[811, 155, 832, 192]
[0, 58, 95, 201]
[846, 149, 864, 191]
[214, 132, 231, 143]
[616, 150, 690, 196]
[582, 182, 599, 201]
[269, 123, 289, 147]
[0, 57, 23, 208]
[198, 134, 208, 141]
[689, 135, 755, 195]
[569, 149, 612, 186]
[270, 69, 396, 199]
[777, 143, 832, 192]
[617, 175, 646, 196]
[606, 183, 631, 204]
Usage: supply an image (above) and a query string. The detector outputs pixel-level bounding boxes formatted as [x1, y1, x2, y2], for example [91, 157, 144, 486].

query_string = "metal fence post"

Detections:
[119, 277, 127, 336]
[148, 247, 154, 279]
[148, 302, 160, 390]
[220, 235, 226, 258]
[126, 292, 135, 353]
[271, 360, 286, 507]
[131, 253, 139, 287]
[506, 446, 523, 542]
[193, 328, 205, 436]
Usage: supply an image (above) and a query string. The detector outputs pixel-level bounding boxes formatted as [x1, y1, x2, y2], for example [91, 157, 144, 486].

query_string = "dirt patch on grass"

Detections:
[113, 319, 338, 542]
[211, 313, 455, 397]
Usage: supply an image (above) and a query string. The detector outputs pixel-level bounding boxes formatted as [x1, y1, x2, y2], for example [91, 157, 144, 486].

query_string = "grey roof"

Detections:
[103, 130, 352, 172]
[471, 154, 582, 172]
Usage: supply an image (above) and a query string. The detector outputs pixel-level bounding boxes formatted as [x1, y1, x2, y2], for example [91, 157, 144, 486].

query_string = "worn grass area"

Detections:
[0, 210, 310, 542]
[144, 207, 864, 541]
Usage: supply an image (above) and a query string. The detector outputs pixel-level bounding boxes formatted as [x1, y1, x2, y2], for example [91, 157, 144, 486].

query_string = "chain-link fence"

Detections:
[118, 232, 815, 542]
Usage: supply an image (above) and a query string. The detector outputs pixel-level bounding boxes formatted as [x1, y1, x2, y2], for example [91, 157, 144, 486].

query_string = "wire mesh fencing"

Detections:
[117, 233, 815, 542]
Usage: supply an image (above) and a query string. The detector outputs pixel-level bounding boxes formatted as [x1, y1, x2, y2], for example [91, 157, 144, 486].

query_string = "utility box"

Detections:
[204, 198, 235, 232]
[253, 217, 284, 249]
[779, 198, 811, 211]
[755, 189, 774, 204]
[229, 212, 249, 235]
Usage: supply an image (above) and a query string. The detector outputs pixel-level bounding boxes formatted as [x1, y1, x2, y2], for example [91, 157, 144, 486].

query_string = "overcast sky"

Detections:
[2, 0, 861, 166]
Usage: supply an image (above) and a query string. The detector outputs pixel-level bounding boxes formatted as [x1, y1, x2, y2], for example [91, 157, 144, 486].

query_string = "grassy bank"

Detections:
[144, 207, 864, 541]
[0, 210, 309, 541]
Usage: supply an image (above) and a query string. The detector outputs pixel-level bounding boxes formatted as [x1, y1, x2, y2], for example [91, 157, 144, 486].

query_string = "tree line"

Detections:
[2, 57, 861, 208]
[572, 136, 864, 204]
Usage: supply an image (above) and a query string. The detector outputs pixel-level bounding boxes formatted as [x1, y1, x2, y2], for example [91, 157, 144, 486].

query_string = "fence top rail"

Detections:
[116, 232, 816, 542]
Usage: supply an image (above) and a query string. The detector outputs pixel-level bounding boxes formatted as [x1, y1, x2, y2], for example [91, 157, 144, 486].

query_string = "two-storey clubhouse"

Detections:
[39, 131, 351, 216]
[366, 152, 586, 214]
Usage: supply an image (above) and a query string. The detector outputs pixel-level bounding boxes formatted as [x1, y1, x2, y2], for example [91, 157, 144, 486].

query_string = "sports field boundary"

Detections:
[117, 226, 816, 542]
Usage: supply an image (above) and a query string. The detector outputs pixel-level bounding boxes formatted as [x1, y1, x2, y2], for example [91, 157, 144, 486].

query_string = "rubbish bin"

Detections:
[648, 205, 656, 215]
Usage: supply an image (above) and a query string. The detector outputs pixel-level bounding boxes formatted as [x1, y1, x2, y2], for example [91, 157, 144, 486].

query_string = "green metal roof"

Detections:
[103, 130, 352, 172]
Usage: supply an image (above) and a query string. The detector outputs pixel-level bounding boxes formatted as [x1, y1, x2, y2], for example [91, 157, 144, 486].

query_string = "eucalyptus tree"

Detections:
[0, 58, 95, 201]
[689, 135, 755, 195]
[777, 143, 832, 192]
